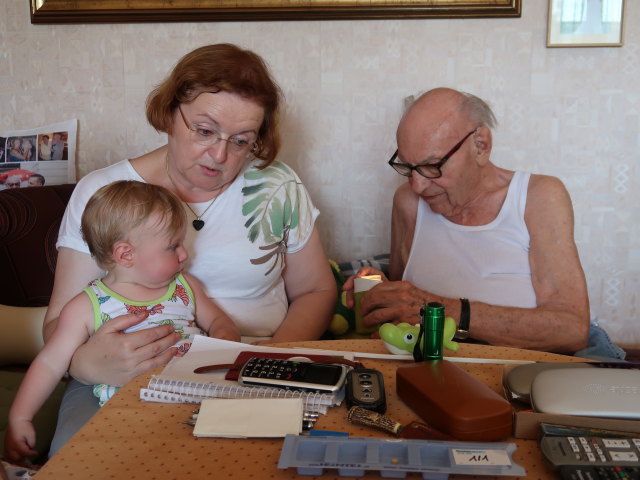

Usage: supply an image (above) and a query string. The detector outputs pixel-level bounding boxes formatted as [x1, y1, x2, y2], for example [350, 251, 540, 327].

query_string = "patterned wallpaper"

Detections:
[2, 2, 639, 347]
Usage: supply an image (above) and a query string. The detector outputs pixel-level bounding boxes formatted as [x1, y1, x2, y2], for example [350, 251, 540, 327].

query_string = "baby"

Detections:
[4, 180, 240, 462]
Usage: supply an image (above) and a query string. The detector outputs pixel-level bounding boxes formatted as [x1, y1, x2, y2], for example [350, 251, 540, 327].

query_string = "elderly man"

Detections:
[51, 132, 64, 160]
[39, 135, 52, 161]
[348, 88, 593, 354]
[5, 175, 23, 189]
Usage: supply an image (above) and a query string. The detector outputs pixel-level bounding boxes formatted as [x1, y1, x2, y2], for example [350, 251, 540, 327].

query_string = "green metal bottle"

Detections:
[421, 302, 445, 360]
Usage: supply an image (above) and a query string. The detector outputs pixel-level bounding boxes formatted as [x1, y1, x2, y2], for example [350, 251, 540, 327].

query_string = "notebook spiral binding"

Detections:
[140, 376, 333, 414]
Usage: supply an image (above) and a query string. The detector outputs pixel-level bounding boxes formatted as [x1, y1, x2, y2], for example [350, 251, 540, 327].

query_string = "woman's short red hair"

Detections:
[146, 44, 282, 167]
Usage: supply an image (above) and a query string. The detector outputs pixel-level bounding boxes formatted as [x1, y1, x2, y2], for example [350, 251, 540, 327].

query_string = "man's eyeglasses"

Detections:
[177, 105, 257, 155]
[388, 128, 478, 179]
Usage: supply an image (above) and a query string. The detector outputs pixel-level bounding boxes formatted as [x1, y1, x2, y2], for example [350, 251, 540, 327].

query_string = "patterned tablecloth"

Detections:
[35, 340, 582, 479]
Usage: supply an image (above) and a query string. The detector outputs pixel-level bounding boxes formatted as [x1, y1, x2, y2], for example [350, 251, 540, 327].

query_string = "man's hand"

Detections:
[69, 312, 181, 386]
[360, 280, 429, 332]
[4, 420, 37, 464]
[342, 266, 388, 309]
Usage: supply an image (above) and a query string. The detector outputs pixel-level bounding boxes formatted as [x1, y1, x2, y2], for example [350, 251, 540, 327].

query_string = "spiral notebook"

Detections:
[139, 335, 349, 414]
[140, 375, 337, 413]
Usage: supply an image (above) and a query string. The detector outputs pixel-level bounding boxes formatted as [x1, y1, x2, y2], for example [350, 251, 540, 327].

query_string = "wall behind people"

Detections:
[2, 2, 639, 346]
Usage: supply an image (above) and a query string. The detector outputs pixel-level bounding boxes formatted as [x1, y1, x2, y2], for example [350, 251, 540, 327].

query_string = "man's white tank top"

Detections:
[402, 171, 537, 308]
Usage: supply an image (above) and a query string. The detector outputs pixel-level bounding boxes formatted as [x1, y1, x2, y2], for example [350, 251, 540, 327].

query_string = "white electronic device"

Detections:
[530, 368, 640, 420]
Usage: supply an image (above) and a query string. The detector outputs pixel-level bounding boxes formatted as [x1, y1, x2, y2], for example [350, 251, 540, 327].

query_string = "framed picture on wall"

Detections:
[31, 0, 521, 23]
[547, 0, 625, 47]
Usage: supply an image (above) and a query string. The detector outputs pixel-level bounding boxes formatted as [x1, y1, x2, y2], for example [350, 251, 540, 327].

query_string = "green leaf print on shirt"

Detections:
[242, 162, 308, 275]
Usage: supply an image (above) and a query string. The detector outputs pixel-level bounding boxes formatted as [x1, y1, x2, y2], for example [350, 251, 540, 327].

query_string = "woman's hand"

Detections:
[341, 266, 388, 309]
[68, 313, 180, 386]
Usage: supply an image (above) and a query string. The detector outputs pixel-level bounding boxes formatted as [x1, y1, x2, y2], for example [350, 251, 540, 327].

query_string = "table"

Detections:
[35, 340, 582, 479]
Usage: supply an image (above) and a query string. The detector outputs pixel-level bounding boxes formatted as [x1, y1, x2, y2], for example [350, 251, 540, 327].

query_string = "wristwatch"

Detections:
[454, 298, 470, 340]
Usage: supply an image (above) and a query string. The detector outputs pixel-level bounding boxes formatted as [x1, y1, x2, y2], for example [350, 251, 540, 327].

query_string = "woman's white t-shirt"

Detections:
[57, 159, 319, 341]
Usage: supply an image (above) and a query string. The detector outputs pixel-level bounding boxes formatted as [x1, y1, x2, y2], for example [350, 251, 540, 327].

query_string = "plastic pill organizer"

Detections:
[278, 435, 525, 478]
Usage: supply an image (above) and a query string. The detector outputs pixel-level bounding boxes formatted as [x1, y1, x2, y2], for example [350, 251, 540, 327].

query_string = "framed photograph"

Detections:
[30, 0, 521, 24]
[547, 0, 625, 47]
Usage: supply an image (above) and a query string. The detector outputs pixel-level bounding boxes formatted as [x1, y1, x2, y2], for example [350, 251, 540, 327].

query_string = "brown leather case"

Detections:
[396, 359, 512, 441]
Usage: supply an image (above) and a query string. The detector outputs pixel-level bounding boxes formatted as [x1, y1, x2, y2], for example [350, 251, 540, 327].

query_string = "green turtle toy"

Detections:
[379, 318, 460, 355]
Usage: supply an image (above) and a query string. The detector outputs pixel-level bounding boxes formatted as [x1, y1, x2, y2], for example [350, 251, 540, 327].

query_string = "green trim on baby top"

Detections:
[84, 273, 194, 332]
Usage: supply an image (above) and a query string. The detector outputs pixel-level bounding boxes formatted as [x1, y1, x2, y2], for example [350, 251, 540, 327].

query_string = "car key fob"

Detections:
[345, 368, 386, 414]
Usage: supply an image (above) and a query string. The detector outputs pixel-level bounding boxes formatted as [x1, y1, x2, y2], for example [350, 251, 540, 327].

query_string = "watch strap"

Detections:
[455, 297, 470, 340]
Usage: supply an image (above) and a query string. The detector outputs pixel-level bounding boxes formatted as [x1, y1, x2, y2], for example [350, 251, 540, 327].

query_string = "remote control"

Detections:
[345, 368, 386, 413]
[238, 357, 348, 393]
[559, 465, 640, 479]
[541, 435, 640, 467]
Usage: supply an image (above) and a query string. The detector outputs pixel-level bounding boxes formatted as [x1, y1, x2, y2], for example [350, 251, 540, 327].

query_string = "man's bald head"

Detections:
[400, 88, 496, 134]
[393, 88, 497, 172]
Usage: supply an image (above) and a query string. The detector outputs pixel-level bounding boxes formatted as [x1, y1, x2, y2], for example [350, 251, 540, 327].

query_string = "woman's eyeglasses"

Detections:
[177, 105, 257, 155]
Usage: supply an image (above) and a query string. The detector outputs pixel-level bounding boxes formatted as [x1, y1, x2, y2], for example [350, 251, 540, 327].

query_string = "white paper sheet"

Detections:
[160, 335, 354, 385]
[193, 397, 303, 438]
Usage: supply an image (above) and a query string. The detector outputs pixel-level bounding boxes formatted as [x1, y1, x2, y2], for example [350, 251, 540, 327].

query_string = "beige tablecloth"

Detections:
[36, 340, 580, 479]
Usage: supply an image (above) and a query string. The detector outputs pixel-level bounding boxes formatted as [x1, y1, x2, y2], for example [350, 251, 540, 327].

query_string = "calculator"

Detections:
[238, 357, 348, 393]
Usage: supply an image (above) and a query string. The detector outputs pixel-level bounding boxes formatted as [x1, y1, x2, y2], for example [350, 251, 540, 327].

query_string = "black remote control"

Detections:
[541, 435, 640, 467]
[345, 368, 386, 413]
[541, 435, 640, 480]
[559, 465, 640, 479]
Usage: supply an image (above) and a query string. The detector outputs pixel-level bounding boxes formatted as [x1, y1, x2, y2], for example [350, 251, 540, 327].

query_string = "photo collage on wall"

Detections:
[0, 119, 77, 190]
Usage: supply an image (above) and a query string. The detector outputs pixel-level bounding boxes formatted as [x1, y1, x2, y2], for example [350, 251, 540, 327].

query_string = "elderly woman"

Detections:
[45, 44, 336, 455]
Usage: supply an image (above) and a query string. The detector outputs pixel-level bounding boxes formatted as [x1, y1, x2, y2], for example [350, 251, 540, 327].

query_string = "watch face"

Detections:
[454, 329, 470, 341]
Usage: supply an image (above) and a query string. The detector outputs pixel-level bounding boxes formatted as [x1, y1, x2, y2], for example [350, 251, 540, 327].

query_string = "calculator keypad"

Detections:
[237, 357, 347, 393]
[242, 357, 307, 381]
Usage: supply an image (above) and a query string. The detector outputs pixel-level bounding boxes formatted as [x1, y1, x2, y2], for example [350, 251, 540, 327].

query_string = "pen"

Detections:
[307, 430, 349, 437]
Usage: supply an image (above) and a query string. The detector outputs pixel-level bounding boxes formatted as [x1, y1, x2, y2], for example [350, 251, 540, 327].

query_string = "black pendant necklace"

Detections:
[166, 153, 218, 231]
[182, 197, 217, 231]
[192, 219, 205, 231]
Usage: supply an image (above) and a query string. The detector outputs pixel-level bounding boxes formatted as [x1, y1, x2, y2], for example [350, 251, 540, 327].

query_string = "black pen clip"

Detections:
[413, 307, 425, 362]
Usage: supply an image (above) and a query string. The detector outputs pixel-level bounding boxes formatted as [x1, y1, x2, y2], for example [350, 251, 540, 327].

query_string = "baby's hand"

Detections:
[4, 419, 38, 464]
[211, 323, 241, 343]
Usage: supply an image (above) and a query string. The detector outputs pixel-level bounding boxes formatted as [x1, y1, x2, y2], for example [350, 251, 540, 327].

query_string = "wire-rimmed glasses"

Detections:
[177, 105, 257, 155]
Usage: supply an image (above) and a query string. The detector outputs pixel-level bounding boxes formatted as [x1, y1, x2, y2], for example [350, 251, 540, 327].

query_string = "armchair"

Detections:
[0, 183, 75, 461]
